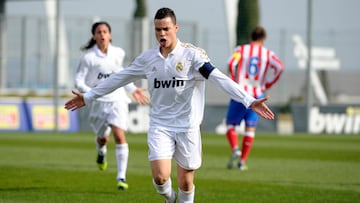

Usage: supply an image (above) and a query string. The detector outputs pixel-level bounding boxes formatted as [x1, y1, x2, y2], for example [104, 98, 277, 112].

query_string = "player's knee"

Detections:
[153, 175, 168, 185]
[97, 137, 108, 145]
[178, 181, 193, 192]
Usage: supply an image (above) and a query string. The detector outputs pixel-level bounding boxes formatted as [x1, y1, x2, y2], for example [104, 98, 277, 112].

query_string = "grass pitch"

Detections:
[0, 132, 359, 203]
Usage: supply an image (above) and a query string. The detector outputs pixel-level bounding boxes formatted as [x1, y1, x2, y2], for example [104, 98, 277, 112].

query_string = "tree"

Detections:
[236, 0, 259, 45]
[133, 0, 147, 18]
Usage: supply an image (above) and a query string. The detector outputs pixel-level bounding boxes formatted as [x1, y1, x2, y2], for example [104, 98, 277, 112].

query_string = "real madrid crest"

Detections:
[176, 61, 183, 72]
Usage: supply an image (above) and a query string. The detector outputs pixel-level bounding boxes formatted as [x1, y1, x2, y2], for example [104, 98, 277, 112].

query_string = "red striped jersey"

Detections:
[227, 43, 284, 98]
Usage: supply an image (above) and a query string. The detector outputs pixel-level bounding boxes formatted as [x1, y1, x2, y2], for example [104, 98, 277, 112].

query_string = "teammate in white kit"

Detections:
[225, 26, 284, 171]
[66, 8, 274, 203]
[75, 21, 148, 190]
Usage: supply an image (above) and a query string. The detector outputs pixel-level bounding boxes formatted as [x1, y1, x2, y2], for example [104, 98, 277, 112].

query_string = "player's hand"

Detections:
[64, 90, 85, 111]
[132, 88, 150, 105]
[250, 96, 274, 120]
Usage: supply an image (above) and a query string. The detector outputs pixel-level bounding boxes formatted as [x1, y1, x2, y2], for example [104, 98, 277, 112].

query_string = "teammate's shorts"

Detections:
[147, 127, 202, 170]
[225, 99, 260, 127]
[88, 100, 129, 138]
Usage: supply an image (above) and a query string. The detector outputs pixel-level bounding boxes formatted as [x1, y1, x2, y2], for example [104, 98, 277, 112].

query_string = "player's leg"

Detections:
[225, 100, 246, 169]
[89, 100, 110, 170]
[177, 165, 195, 203]
[148, 127, 176, 202]
[174, 129, 202, 203]
[239, 110, 258, 170]
[226, 125, 239, 152]
[151, 159, 176, 203]
[108, 101, 129, 190]
[95, 127, 110, 171]
[226, 125, 241, 169]
[225, 100, 240, 151]
[111, 125, 129, 190]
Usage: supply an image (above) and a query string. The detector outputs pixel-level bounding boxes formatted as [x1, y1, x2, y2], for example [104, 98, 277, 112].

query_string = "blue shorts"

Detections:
[225, 95, 264, 127]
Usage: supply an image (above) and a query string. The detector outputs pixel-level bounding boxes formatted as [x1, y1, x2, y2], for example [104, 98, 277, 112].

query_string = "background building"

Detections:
[0, 0, 359, 133]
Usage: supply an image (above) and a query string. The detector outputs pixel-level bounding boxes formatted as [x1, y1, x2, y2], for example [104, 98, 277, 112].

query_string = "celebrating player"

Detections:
[75, 21, 149, 190]
[225, 26, 284, 171]
[65, 8, 274, 203]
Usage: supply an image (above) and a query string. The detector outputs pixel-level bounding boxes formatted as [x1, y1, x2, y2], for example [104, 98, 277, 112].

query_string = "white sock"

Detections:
[178, 185, 195, 203]
[153, 178, 176, 202]
[116, 143, 129, 181]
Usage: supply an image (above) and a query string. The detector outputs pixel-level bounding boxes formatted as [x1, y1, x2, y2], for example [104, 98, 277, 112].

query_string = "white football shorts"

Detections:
[147, 127, 202, 170]
[88, 100, 129, 138]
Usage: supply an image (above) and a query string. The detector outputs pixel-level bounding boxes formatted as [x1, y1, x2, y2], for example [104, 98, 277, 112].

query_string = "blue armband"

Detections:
[199, 62, 215, 79]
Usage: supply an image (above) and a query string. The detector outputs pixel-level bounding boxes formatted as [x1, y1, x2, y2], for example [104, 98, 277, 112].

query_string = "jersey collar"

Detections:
[157, 39, 181, 58]
[94, 44, 113, 57]
[169, 39, 181, 56]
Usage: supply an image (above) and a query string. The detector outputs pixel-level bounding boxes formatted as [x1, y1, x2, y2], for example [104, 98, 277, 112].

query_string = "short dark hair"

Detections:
[154, 7, 177, 24]
[251, 26, 266, 41]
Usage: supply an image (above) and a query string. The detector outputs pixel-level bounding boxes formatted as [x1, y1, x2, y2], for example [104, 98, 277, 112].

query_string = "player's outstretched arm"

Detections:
[250, 96, 275, 120]
[64, 90, 86, 111]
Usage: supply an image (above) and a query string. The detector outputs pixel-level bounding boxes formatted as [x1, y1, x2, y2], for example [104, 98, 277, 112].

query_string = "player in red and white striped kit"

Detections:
[226, 26, 284, 170]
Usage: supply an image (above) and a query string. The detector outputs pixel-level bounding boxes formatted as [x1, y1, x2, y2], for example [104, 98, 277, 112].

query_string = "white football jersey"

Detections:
[84, 40, 255, 131]
[75, 44, 136, 102]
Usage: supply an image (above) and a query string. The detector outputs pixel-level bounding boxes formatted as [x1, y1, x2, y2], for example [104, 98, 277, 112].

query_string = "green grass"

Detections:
[0, 132, 359, 203]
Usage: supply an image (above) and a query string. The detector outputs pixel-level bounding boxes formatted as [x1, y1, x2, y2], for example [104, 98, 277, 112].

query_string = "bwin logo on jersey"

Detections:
[154, 77, 185, 88]
[98, 73, 111, 79]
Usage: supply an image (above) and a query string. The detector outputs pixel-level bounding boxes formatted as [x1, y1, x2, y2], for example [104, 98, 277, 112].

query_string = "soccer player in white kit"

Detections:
[75, 21, 149, 190]
[66, 8, 274, 203]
